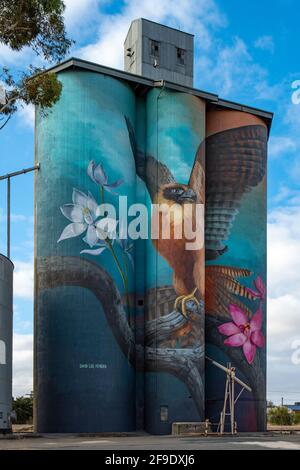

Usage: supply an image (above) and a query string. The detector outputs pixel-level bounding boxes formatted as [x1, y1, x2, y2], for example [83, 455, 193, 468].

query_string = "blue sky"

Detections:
[1, 0, 300, 403]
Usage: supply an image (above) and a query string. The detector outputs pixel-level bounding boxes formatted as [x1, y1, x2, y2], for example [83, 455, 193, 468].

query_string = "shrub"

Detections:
[268, 406, 294, 426]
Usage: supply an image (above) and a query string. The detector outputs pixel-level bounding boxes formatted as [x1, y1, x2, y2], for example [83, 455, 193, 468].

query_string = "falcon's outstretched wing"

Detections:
[205, 125, 267, 260]
[188, 139, 205, 204]
[205, 265, 257, 319]
[125, 116, 175, 201]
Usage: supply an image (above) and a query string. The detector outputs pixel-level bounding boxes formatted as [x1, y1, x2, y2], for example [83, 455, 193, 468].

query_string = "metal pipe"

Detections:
[231, 368, 235, 434]
[206, 356, 252, 392]
[1, 164, 40, 260]
[0, 164, 40, 181]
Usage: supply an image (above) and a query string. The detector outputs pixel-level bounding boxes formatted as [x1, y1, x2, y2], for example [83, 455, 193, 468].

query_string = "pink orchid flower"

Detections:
[245, 276, 265, 300]
[218, 304, 265, 364]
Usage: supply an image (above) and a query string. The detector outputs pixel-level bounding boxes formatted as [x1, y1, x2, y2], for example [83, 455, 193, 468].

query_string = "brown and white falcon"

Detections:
[125, 112, 267, 321]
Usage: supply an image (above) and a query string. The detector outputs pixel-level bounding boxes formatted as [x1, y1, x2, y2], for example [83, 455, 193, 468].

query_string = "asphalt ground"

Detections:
[1, 433, 300, 450]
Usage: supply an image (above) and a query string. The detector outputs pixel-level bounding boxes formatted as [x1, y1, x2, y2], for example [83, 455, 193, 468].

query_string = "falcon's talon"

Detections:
[174, 295, 185, 311]
[174, 288, 199, 318]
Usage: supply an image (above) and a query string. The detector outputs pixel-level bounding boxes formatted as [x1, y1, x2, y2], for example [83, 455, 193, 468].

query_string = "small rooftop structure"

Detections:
[124, 18, 194, 87]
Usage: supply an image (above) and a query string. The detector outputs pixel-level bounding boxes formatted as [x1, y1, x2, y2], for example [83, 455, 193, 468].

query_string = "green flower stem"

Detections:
[121, 251, 129, 279]
[107, 239, 130, 315]
[120, 251, 131, 312]
[99, 186, 130, 315]
[100, 185, 105, 205]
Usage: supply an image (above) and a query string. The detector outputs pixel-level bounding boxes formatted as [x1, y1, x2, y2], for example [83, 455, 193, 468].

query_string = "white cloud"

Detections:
[284, 101, 300, 130]
[77, 0, 225, 68]
[254, 79, 283, 101]
[0, 208, 34, 223]
[63, 0, 101, 40]
[269, 136, 297, 159]
[272, 186, 300, 205]
[254, 35, 274, 53]
[268, 204, 300, 298]
[0, 43, 32, 67]
[13, 260, 34, 301]
[198, 36, 267, 99]
[18, 104, 35, 129]
[13, 334, 33, 397]
[14, 302, 33, 333]
[267, 200, 300, 402]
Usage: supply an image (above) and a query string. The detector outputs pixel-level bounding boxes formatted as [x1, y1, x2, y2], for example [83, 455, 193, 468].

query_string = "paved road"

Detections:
[1, 434, 300, 450]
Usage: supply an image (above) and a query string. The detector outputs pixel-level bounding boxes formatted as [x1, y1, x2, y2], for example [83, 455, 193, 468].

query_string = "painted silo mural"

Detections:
[205, 110, 267, 432]
[126, 89, 206, 434]
[35, 70, 137, 432]
[35, 68, 267, 434]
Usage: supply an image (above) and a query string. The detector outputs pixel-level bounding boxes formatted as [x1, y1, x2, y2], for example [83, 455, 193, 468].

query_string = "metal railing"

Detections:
[0, 164, 40, 258]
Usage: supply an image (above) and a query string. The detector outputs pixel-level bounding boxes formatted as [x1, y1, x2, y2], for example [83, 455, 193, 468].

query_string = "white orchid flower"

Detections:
[80, 218, 118, 256]
[116, 219, 134, 270]
[96, 217, 118, 240]
[80, 240, 108, 256]
[87, 160, 123, 195]
[57, 189, 100, 246]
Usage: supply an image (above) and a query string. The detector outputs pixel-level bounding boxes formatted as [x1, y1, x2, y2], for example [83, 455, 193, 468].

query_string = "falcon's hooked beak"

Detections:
[178, 188, 197, 203]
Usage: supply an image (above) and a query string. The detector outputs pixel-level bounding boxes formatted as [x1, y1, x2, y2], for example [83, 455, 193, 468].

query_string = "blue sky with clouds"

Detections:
[1, 0, 300, 403]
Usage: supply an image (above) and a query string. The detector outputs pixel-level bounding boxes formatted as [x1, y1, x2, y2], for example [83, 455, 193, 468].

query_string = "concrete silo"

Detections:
[0, 255, 13, 432]
[34, 18, 272, 434]
[35, 71, 137, 433]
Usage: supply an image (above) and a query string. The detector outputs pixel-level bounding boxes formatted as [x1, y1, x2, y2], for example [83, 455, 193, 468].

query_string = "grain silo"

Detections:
[35, 18, 271, 434]
[0, 255, 13, 432]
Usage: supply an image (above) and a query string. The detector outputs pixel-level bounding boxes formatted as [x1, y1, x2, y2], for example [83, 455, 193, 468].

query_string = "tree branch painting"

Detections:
[36, 255, 205, 417]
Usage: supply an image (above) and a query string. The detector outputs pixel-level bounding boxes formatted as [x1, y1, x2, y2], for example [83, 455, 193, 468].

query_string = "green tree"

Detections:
[0, 0, 73, 130]
[268, 406, 294, 426]
[292, 413, 300, 425]
[12, 396, 33, 424]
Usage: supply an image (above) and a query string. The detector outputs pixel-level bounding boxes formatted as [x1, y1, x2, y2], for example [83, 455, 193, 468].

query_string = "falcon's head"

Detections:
[159, 183, 197, 205]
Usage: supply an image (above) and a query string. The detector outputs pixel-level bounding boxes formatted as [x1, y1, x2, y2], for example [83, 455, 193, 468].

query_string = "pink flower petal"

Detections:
[250, 308, 263, 332]
[229, 304, 248, 327]
[245, 287, 260, 298]
[224, 333, 247, 347]
[218, 322, 241, 336]
[254, 276, 265, 298]
[251, 330, 265, 348]
[243, 339, 256, 364]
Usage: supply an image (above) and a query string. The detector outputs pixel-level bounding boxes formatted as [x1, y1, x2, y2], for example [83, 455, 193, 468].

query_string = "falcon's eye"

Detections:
[170, 188, 182, 194]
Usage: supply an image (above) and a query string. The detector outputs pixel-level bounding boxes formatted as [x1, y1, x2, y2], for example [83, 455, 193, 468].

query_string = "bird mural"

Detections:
[125, 116, 267, 325]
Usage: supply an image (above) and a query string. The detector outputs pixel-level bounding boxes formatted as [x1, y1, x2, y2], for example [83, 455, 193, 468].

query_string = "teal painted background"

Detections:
[35, 68, 266, 434]
[144, 89, 206, 433]
[36, 70, 137, 432]
[205, 133, 267, 432]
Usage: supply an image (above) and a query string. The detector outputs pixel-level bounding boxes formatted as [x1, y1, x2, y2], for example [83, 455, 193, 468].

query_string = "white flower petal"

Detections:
[87, 191, 99, 217]
[83, 225, 98, 247]
[72, 188, 88, 207]
[57, 222, 86, 243]
[80, 247, 106, 256]
[102, 185, 119, 196]
[60, 204, 84, 223]
[83, 210, 94, 225]
[96, 217, 118, 239]
[87, 160, 96, 182]
[94, 163, 107, 185]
